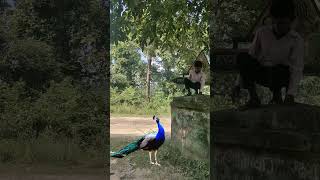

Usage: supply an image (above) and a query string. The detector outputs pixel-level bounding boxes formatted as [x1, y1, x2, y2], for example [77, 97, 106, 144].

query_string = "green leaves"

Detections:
[3, 38, 55, 70]
[0, 77, 107, 147]
[211, 0, 264, 48]
[0, 38, 59, 89]
[111, 0, 208, 59]
[0, 0, 108, 150]
[111, 0, 209, 102]
[111, 41, 145, 89]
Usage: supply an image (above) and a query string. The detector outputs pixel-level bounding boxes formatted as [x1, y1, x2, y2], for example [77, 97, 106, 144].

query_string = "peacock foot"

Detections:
[150, 161, 155, 165]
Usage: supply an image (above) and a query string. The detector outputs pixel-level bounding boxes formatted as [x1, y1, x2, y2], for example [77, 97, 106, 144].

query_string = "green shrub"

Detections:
[0, 78, 106, 150]
[0, 137, 104, 165]
[111, 86, 172, 115]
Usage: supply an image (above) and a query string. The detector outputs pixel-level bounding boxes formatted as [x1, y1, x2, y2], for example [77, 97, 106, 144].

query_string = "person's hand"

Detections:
[284, 94, 295, 105]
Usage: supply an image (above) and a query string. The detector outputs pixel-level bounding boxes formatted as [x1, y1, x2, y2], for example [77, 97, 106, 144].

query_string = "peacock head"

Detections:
[153, 115, 160, 123]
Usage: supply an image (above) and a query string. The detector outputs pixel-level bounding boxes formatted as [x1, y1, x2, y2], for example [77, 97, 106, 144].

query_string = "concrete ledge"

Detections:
[171, 95, 210, 161]
[212, 103, 320, 131]
[213, 128, 311, 151]
[171, 95, 210, 112]
[211, 103, 320, 152]
[211, 103, 320, 180]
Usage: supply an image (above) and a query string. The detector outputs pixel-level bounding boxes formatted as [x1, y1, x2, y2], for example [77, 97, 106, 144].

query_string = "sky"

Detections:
[5, 0, 14, 7]
[137, 49, 165, 72]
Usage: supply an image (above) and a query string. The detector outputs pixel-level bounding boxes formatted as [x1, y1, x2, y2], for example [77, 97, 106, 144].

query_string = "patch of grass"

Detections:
[110, 136, 209, 179]
[111, 104, 170, 116]
[0, 137, 105, 167]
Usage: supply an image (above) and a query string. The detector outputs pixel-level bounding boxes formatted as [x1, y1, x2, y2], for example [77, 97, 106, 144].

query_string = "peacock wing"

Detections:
[139, 133, 156, 149]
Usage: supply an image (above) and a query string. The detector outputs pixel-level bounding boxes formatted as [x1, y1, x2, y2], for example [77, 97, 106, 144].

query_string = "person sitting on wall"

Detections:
[232, 0, 304, 108]
[184, 60, 206, 96]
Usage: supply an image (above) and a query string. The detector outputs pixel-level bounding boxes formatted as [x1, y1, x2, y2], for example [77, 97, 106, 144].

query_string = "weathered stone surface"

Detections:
[212, 146, 320, 180]
[212, 104, 320, 131]
[213, 128, 311, 151]
[171, 95, 210, 161]
[311, 133, 320, 153]
[171, 95, 211, 112]
[211, 103, 320, 180]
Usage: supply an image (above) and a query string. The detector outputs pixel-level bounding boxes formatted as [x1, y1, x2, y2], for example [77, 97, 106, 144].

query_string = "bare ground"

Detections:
[110, 116, 171, 137]
[110, 116, 189, 180]
[110, 158, 186, 180]
[0, 116, 173, 180]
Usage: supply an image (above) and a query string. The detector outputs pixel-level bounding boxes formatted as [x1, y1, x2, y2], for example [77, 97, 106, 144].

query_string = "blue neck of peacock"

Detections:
[155, 122, 165, 141]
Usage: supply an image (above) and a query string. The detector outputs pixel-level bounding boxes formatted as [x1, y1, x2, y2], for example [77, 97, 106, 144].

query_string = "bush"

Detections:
[0, 78, 106, 150]
[0, 137, 104, 165]
[32, 78, 106, 148]
[111, 86, 172, 115]
[0, 81, 33, 139]
[0, 38, 60, 89]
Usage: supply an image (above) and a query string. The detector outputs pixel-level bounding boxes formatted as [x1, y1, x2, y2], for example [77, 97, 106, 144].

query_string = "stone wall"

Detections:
[171, 95, 210, 161]
[211, 104, 320, 180]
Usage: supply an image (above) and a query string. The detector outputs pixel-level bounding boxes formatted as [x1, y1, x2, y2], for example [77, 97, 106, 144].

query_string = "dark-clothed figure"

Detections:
[232, 0, 304, 107]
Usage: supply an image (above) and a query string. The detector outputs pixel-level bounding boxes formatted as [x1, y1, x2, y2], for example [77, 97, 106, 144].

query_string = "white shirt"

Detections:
[249, 25, 304, 96]
[188, 68, 206, 91]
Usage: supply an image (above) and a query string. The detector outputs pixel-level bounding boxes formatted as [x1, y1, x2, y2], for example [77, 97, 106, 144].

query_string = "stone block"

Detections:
[211, 103, 320, 180]
[171, 95, 210, 161]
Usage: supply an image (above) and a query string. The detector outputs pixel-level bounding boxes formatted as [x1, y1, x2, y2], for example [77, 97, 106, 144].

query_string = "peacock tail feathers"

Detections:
[110, 136, 145, 158]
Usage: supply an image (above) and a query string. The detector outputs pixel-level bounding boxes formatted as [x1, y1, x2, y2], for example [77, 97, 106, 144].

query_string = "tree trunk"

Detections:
[146, 55, 152, 102]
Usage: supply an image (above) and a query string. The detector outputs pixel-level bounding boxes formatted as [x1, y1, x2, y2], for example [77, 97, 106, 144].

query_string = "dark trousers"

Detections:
[237, 53, 290, 95]
[184, 78, 201, 93]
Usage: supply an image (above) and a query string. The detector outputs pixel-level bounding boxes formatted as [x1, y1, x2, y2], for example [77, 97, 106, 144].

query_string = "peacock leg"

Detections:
[154, 150, 161, 166]
[149, 151, 155, 164]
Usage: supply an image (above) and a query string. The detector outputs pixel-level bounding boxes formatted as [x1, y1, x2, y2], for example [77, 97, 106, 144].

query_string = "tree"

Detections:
[0, 38, 58, 90]
[0, 0, 109, 145]
[111, 0, 209, 100]
[111, 41, 146, 90]
[211, 0, 265, 48]
[10, 0, 108, 86]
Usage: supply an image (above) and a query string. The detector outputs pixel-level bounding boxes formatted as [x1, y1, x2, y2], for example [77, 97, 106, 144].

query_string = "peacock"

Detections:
[111, 115, 165, 166]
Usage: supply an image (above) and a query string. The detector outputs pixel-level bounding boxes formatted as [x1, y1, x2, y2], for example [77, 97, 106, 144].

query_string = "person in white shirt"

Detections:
[232, 0, 304, 107]
[184, 61, 206, 96]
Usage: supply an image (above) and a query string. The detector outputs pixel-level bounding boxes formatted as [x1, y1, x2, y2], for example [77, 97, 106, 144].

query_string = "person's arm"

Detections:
[248, 28, 261, 59]
[187, 67, 193, 80]
[185, 66, 192, 79]
[235, 74, 243, 87]
[200, 73, 206, 93]
[188, 70, 192, 80]
[287, 37, 304, 98]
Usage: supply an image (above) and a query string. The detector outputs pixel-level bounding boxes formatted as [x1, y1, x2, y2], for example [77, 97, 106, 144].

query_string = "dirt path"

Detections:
[110, 116, 171, 137]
